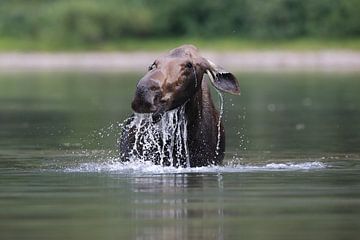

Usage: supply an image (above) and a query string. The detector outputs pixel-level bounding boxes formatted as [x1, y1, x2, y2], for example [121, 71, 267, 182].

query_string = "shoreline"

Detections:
[0, 50, 360, 72]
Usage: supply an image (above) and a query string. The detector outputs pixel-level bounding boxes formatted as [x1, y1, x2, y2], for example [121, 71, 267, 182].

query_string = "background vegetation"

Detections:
[0, 0, 359, 50]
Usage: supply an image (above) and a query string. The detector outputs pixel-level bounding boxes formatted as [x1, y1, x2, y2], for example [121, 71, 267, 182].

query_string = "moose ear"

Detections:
[204, 59, 240, 95]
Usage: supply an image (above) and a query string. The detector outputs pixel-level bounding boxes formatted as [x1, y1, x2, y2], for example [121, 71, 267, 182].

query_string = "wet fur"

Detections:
[185, 78, 225, 166]
[120, 45, 238, 167]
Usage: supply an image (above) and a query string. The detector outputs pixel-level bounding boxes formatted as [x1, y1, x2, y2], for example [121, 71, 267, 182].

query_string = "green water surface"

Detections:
[0, 72, 359, 240]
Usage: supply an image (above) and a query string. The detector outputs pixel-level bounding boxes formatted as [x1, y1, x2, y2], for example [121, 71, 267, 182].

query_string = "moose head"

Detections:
[121, 45, 240, 167]
[131, 45, 240, 122]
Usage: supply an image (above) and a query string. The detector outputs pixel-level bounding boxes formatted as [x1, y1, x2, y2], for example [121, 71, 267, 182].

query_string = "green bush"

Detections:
[0, 0, 359, 45]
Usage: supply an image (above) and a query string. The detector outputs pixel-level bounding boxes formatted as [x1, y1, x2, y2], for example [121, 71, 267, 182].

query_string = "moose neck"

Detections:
[184, 78, 225, 166]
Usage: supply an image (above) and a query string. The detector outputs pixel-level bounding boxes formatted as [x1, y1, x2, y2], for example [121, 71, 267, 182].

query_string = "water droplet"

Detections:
[267, 104, 276, 112]
[295, 123, 305, 130]
[302, 97, 312, 106]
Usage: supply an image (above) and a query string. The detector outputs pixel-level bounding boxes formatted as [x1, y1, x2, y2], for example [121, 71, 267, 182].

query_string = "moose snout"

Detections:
[131, 79, 162, 113]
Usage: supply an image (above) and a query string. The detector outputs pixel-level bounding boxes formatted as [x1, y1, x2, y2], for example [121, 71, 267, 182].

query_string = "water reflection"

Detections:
[131, 174, 224, 240]
[1, 72, 360, 240]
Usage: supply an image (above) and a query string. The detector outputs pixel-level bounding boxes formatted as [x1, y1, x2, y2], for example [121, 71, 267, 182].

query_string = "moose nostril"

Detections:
[132, 78, 162, 113]
[135, 87, 146, 98]
[132, 96, 153, 113]
[132, 87, 161, 113]
[154, 92, 163, 104]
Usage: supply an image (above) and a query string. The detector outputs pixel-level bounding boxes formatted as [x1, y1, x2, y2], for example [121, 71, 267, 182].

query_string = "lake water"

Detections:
[0, 72, 359, 240]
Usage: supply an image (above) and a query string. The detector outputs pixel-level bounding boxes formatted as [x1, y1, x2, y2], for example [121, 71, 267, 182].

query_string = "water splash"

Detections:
[62, 160, 326, 174]
[121, 104, 190, 167]
[214, 88, 224, 157]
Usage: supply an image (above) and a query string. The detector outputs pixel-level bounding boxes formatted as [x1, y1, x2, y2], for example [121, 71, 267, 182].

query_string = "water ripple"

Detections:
[62, 160, 326, 174]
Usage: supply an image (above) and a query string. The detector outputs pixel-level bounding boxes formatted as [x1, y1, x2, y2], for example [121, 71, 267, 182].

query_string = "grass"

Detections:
[0, 37, 359, 52]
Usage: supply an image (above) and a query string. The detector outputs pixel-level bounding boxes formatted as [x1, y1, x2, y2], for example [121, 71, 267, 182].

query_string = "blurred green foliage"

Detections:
[0, 0, 359, 47]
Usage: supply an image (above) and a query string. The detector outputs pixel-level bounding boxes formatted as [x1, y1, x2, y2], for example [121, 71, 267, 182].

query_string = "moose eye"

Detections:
[148, 62, 156, 71]
[185, 62, 193, 68]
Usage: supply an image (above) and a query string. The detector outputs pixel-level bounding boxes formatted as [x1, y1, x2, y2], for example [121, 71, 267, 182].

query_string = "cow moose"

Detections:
[120, 45, 240, 167]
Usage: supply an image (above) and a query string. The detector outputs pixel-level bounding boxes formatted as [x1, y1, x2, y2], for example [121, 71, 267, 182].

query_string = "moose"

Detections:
[120, 45, 240, 167]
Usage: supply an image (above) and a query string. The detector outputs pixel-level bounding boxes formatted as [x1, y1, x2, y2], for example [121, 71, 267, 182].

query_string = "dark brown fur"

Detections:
[120, 45, 239, 167]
